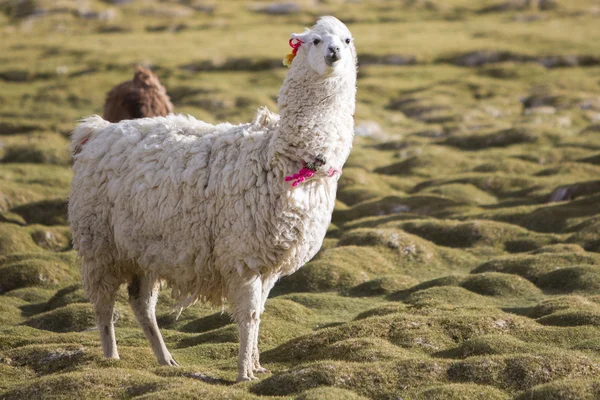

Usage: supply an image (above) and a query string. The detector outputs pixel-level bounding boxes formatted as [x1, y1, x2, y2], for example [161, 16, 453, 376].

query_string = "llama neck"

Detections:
[274, 63, 356, 167]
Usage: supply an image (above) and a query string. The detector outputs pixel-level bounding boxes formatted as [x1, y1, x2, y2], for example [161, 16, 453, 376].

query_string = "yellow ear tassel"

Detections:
[283, 53, 295, 67]
[283, 38, 303, 68]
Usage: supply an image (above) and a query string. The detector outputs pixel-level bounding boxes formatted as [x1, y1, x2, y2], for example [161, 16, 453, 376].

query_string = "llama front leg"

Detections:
[128, 274, 178, 366]
[230, 275, 262, 382]
[252, 275, 278, 374]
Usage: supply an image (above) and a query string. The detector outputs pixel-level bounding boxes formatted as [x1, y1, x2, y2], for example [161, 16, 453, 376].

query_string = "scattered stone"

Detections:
[355, 121, 384, 137]
[252, 2, 301, 15]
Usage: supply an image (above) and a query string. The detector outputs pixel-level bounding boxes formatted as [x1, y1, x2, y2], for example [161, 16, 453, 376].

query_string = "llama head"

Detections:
[289, 16, 356, 77]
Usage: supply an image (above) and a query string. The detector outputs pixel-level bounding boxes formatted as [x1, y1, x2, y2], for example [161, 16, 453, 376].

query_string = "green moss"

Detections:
[23, 303, 96, 333]
[353, 303, 409, 320]
[536, 310, 600, 327]
[1, 133, 71, 165]
[337, 167, 400, 206]
[337, 228, 479, 278]
[536, 266, 600, 294]
[399, 219, 557, 252]
[45, 285, 88, 311]
[516, 379, 600, 400]
[461, 273, 542, 298]
[2, 343, 100, 375]
[438, 335, 549, 359]
[407, 383, 510, 400]
[136, 385, 269, 400]
[405, 286, 497, 308]
[10, 199, 68, 226]
[419, 183, 498, 205]
[0, 296, 25, 325]
[347, 275, 418, 297]
[252, 360, 448, 399]
[448, 352, 600, 392]
[0, 223, 40, 255]
[3, 287, 56, 303]
[472, 252, 600, 283]
[0, 252, 79, 293]
[0, 368, 187, 400]
[0, 364, 36, 391]
[297, 387, 369, 400]
[273, 246, 395, 295]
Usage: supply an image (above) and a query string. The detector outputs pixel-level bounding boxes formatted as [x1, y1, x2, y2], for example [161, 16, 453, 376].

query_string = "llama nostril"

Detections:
[328, 46, 340, 54]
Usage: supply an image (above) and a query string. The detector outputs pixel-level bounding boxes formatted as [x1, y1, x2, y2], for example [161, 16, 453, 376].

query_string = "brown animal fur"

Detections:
[103, 66, 174, 123]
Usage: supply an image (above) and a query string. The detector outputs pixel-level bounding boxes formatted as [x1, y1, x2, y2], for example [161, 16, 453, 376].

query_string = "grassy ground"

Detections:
[2, 0, 600, 399]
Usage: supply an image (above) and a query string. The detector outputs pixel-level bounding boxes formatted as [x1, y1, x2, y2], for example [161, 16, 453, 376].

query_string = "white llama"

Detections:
[69, 16, 357, 382]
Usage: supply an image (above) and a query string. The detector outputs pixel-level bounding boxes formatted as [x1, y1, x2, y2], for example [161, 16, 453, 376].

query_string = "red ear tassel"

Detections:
[284, 38, 303, 67]
[289, 38, 303, 55]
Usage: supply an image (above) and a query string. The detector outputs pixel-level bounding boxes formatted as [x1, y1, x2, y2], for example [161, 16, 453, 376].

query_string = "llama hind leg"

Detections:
[229, 275, 262, 382]
[128, 274, 178, 366]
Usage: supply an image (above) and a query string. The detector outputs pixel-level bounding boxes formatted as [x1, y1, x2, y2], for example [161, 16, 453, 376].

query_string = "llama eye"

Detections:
[345, 38, 351, 44]
[313, 39, 321, 45]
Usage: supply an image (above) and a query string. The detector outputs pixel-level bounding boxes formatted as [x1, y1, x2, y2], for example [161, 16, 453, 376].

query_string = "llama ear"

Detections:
[291, 28, 312, 44]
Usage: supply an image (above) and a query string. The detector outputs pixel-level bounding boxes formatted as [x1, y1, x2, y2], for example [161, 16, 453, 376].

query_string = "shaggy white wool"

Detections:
[69, 16, 357, 381]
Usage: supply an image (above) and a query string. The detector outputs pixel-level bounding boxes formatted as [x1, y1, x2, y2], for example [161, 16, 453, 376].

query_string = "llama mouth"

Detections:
[325, 56, 339, 67]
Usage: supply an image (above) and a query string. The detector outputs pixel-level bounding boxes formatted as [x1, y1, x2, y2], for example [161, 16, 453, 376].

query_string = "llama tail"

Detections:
[71, 115, 111, 156]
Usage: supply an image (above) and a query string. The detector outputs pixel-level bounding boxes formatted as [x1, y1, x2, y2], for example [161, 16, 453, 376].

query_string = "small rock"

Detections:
[253, 2, 301, 15]
[355, 121, 383, 137]
[103, 0, 132, 4]
[77, 8, 117, 21]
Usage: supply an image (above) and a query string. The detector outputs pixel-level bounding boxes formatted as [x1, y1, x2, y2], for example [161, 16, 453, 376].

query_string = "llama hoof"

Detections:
[160, 358, 179, 367]
[254, 366, 271, 374]
[236, 375, 258, 383]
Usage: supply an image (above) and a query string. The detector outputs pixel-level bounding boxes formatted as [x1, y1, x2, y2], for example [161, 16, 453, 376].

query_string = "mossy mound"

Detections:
[333, 195, 470, 225]
[461, 273, 542, 298]
[0, 252, 79, 293]
[0, 133, 71, 165]
[438, 335, 548, 359]
[447, 352, 600, 392]
[252, 359, 448, 399]
[3, 287, 56, 303]
[404, 286, 497, 308]
[536, 310, 600, 328]
[472, 252, 600, 284]
[273, 246, 395, 294]
[135, 385, 268, 400]
[0, 368, 187, 400]
[373, 149, 476, 178]
[45, 285, 88, 311]
[407, 383, 510, 400]
[22, 303, 97, 333]
[515, 379, 600, 400]
[337, 167, 399, 206]
[265, 309, 538, 363]
[536, 265, 600, 294]
[443, 128, 540, 150]
[337, 228, 479, 277]
[1, 343, 100, 375]
[399, 219, 557, 252]
[0, 364, 36, 391]
[419, 183, 498, 205]
[296, 387, 369, 400]
[347, 274, 418, 297]
[0, 296, 25, 325]
[10, 199, 68, 226]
